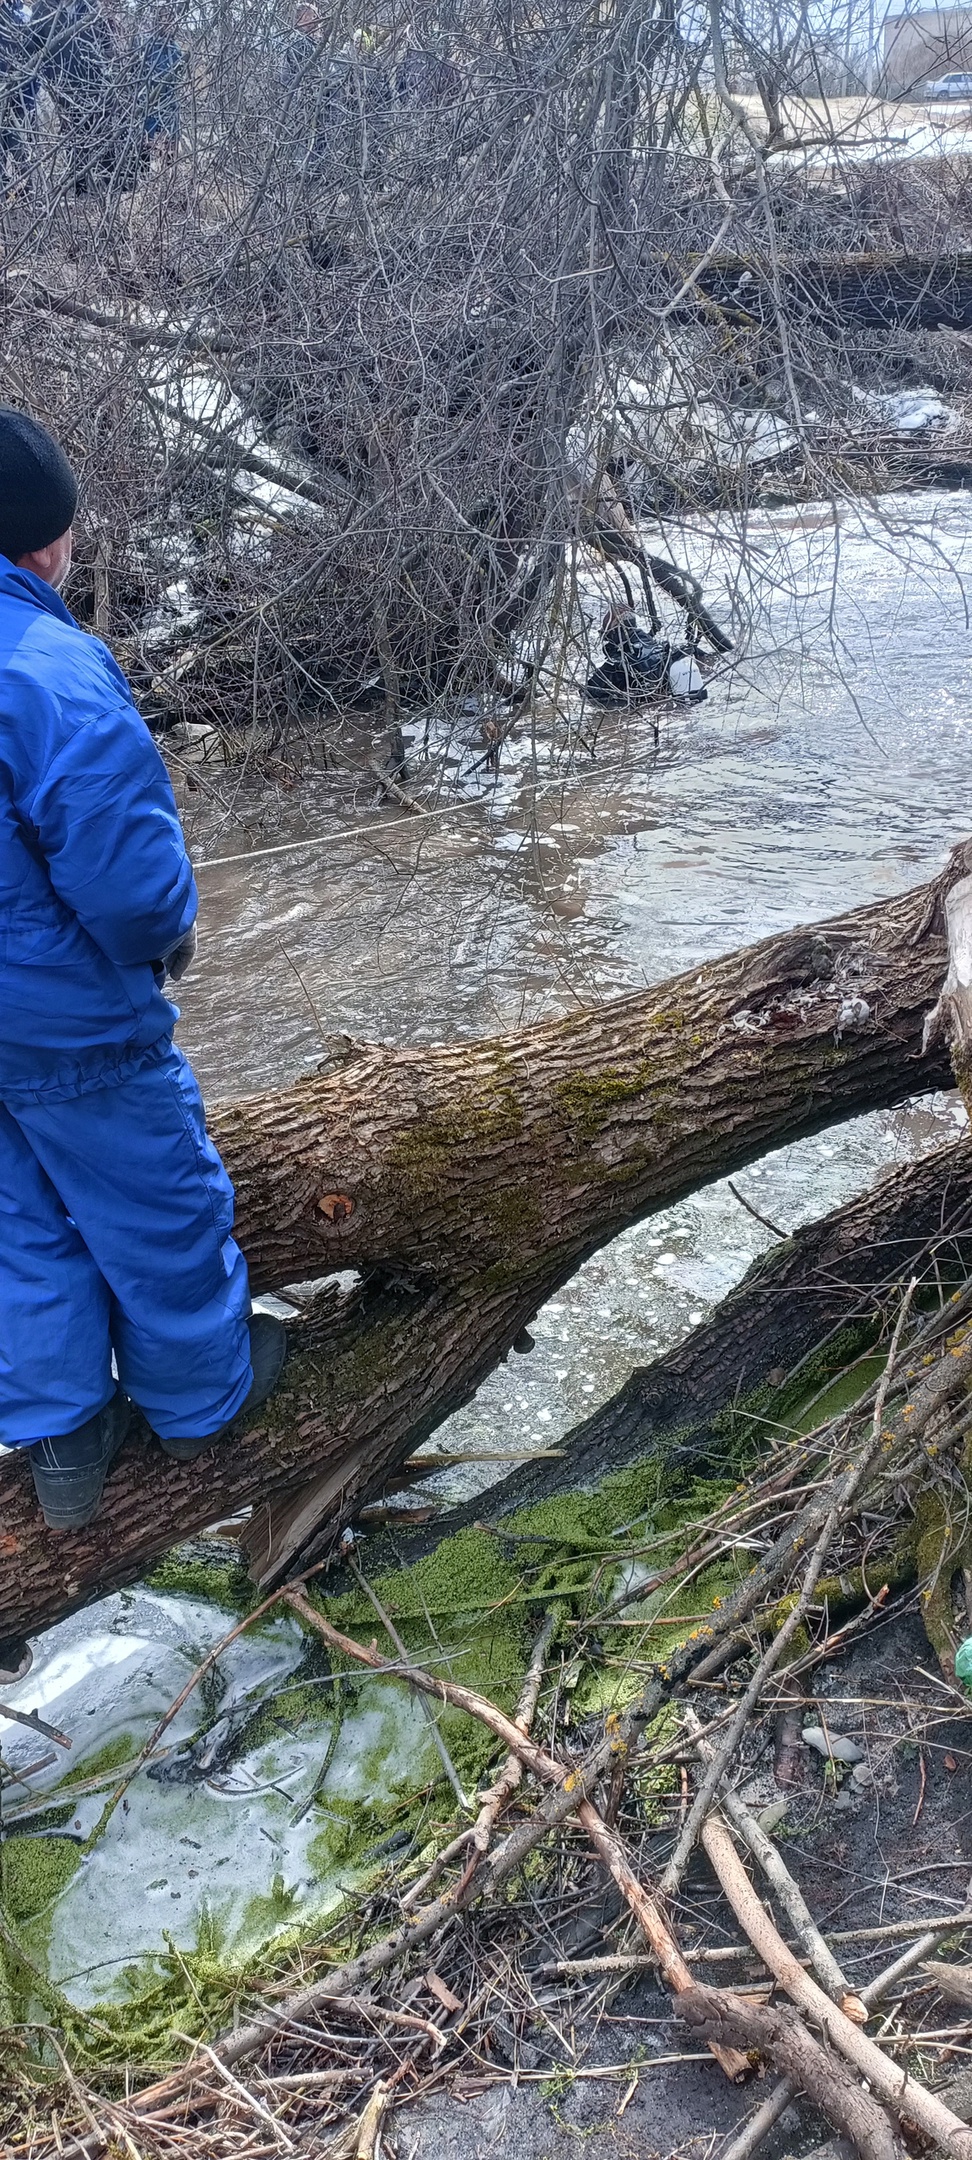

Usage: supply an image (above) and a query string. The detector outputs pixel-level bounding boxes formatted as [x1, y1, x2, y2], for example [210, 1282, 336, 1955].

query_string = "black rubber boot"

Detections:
[158, 1312, 288, 1463]
[29, 1388, 132, 1532]
[0, 1637, 32, 1683]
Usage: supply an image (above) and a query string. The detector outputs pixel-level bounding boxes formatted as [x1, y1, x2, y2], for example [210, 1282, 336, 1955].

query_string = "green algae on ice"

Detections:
[144, 1546, 260, 1615]
[2, 1833, 82, 1931]
[0, 1323, 903, 2081]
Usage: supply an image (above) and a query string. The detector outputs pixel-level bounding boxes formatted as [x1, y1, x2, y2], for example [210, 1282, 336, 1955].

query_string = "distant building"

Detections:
[883, 6, 972, 94]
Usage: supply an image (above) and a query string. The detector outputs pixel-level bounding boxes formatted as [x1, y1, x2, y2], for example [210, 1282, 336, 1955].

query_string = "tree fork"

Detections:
[0, 856, 966, 1657]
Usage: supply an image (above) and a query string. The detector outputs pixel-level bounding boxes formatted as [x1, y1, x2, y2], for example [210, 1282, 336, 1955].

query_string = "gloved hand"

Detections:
[161, 921, 198, 982]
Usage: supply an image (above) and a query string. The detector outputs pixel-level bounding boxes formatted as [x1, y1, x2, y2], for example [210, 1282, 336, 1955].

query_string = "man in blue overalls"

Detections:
[138, 4, 184, 162]
[0, 408, 286, 1530]
[0, 0, 39, 188]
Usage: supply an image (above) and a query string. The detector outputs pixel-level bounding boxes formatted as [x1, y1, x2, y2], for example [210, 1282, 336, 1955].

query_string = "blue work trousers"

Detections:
[0, 1042, 252, 1446]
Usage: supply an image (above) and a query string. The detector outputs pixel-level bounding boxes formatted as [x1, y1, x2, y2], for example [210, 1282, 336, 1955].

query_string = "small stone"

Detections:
[851, 1761, 874, 1789]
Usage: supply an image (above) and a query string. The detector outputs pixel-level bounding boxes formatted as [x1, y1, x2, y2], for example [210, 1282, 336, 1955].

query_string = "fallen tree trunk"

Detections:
[683, 249, 972, 333]
[0, 857, 964, 1657]
[211, 863, 957, 1291]
[432, 1131, 972, 1532]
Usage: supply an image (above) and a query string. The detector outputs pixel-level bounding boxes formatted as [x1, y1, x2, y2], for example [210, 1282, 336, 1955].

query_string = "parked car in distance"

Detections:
[926, 70, 972, 96]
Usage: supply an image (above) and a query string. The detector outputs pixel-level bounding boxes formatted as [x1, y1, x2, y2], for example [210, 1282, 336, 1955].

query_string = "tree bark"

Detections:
[213, 864, 955, 1294]
[430, 1132, 972, 1535]
[926, 872, 972, 1117]
[0, 859, 963, 1660]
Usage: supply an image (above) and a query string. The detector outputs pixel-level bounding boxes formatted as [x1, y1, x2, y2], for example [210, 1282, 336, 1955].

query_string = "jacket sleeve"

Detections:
[28, 699, 198, 968]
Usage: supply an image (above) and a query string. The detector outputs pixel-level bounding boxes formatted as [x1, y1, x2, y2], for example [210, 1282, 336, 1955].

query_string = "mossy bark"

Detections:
[212, 867, 954, 1294]
[0, 860, 965, 1656]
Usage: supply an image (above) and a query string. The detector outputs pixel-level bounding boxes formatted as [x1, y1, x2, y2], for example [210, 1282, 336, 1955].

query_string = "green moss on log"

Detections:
[912, 1483, 972, 1670]
[555, 1064, 653, 1136]
[385, 1072, 524, 1208]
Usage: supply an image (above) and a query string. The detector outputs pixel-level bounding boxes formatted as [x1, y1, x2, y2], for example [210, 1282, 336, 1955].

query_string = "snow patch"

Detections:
[853, 385, 958, 435]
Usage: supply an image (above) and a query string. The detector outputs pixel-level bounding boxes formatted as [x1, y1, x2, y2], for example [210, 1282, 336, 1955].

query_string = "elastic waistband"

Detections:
[0, 1034, 174, 1108]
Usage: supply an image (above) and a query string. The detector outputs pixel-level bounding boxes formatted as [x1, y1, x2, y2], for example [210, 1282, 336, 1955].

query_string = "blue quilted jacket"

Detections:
[0, 556, 196, 1099]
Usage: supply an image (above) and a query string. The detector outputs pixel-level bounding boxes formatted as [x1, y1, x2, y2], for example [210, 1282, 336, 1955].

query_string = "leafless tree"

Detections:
[2, 0, 971, 770]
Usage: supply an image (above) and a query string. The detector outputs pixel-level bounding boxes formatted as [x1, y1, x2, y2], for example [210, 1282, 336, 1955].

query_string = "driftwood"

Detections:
[721, 1912, 972, 2160]
[684, 1710, 862, 2014]
[701, 1813, 972, 2159]
[922, 1961, 972, 2014]
[0, 855, 965, 1657]
[677, 1986, 904, 2160]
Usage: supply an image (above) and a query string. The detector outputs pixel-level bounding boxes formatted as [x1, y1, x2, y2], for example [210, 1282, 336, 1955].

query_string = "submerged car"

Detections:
[925, 70, 972, 96]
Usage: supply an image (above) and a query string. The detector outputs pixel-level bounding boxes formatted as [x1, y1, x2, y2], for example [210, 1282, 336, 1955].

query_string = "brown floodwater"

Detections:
[172, 489, 972, 1494]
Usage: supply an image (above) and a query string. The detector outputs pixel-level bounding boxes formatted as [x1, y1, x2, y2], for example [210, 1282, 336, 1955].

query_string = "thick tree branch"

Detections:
[678, 1987, 904, 2160]
[0, 857, 966, 1656]
[216, 861, 958, 1297]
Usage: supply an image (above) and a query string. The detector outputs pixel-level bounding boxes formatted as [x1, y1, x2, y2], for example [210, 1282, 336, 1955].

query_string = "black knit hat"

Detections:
[0, 407, 78, 563]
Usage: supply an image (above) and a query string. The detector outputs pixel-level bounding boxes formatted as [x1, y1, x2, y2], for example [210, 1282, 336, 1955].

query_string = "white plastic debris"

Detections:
[853, 386, 956, 437]
[668, 653, 706, 700]
[802, 1723, 865, 1765]
[835, 996, 871, 1042]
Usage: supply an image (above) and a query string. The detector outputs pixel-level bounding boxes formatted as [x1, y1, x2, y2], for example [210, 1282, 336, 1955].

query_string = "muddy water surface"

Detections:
[179, 490, 972, 1489]
[3, 488, 971, 2000]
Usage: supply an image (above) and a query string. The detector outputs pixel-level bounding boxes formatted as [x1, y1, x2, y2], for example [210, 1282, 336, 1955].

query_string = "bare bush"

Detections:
[2, 0, 970, 759]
